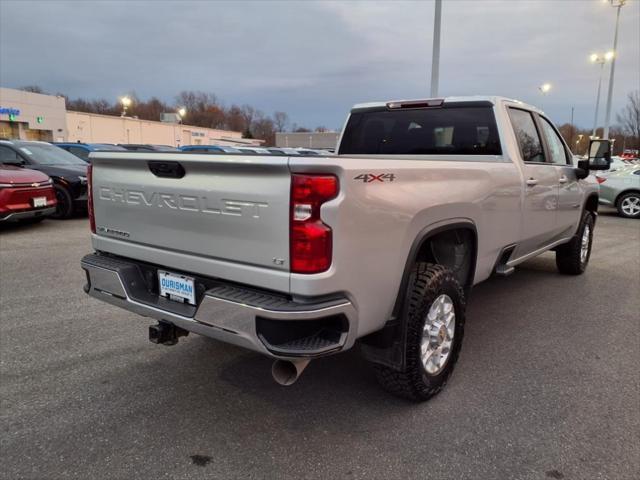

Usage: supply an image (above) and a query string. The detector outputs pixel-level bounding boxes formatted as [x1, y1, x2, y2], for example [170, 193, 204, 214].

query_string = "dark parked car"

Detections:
[0, 164, 56, 223]
[179, 145, 242, 154]
[0, 140, 88, 219]
[119, 144, 181, 152]
[53, 142, 127, 162]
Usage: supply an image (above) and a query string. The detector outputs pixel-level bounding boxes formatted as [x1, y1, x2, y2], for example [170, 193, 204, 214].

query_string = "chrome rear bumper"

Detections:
[81, 253, 356, 359]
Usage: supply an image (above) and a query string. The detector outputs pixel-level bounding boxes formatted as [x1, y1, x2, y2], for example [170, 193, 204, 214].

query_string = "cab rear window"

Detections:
[339, 106, 501, 156]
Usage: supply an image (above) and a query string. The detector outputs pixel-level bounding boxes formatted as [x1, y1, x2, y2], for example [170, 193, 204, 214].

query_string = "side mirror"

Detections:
[587, 139, 612, 170]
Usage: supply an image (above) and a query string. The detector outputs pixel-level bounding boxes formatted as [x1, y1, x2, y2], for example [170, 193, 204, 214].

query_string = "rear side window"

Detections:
[508, 108, 545, 163]
[69, 146, 90, 161]
[539, 117, 569, 165]
[339, 106, 501, 155]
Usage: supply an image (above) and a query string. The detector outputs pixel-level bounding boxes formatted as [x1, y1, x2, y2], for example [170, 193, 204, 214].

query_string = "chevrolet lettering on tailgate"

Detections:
[99, 186, 268, 218]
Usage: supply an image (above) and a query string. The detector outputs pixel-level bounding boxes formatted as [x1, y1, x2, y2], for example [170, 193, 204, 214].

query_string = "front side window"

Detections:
[539, 117, 568, 165]
[0, 146, 22, 163]
[339, 106, 502, 155]
[508, 108, 545, 163]
[16, 143, 85, 165]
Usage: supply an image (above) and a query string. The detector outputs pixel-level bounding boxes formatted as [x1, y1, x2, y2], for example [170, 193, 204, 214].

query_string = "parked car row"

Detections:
[0, 140, 333, 225]
[53, 142, 335, 163]
[9, 137, 633, 227]
[0, 140, 88, 222]
[605, 155, 640, 174]
[177, 145, 333, 155]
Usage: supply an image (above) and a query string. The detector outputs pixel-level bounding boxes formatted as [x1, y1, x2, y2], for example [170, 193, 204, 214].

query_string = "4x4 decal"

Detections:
[354, 173, 396, 183]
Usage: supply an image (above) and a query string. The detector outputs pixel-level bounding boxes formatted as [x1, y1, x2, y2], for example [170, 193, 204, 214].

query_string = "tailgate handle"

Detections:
[148, 161, 185, 178]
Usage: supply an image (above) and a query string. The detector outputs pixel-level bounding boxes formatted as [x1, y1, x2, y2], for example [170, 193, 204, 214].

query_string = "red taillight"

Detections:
[87, 164, 96, 234]
[290, 174, 338, 274]
[596, 176, 606, 184]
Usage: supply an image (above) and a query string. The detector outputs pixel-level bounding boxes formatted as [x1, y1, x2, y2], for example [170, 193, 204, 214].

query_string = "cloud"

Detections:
[1, 0, 638, 129]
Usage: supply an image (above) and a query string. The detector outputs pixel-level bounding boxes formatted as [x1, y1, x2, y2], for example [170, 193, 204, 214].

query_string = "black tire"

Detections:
[373, 263, 466, 402]
[616, 192, 640, 219]
[51, 185, 74, 219]
[555, 211, 594, 275]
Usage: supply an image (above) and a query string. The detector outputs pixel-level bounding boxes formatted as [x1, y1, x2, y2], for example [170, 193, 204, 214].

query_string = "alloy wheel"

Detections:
[420, 294, 455, 375]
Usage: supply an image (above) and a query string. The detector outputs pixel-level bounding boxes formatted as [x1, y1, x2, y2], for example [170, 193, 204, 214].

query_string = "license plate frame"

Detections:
[32, 197, 47, 208]
[158, 270, 196, 305]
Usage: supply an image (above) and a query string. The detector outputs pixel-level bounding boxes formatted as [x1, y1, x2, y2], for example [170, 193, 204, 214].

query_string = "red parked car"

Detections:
[0, 165, 57, 222]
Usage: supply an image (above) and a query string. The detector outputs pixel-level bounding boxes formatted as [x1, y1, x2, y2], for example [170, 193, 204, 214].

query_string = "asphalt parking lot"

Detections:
[1, 210, 638, 480]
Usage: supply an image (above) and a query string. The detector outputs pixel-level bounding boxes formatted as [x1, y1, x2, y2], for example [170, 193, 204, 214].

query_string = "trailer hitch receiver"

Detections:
[149, 321, 189, 346]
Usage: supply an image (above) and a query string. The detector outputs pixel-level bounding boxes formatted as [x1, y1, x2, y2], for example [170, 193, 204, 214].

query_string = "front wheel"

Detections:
[616, 192, 640, 219]
[51, 185, 74, 219]
[555, 212, 594, 275]
[373, 263, 466, 402]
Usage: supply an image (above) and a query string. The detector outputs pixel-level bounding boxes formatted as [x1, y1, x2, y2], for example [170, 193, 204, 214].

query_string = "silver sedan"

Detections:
[597, 166, 640, 218]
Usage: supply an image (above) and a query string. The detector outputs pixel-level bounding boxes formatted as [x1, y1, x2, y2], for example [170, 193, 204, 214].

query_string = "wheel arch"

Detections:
[360, 220, 477, 370]
[393, 221, 478, 317]
[584, 193, 599, 215]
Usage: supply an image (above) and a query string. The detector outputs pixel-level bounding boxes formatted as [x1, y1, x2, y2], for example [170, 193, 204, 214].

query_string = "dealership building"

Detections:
[0, 87, 261, 147]
[0, 88, 68, 141]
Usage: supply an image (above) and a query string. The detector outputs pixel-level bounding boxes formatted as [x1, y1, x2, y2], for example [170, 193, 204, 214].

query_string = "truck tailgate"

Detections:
[90, 153, 290, 276]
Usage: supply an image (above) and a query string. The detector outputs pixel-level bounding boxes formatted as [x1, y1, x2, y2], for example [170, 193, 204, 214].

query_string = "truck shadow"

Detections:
[98, 251, 571, 422]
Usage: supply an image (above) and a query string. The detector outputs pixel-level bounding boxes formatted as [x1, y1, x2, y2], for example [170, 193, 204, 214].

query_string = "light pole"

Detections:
[430, 0, 442, 97]
[602, 0, 626, 140]
[590, 51, 614, 138]
[538, 83, 551, 110]
[120, 96, 131, 117]
[177, 107, 187, 124]
[576, 134, 584, 156]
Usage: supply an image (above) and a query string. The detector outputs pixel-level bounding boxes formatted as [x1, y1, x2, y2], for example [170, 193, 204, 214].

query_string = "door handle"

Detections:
[526, 178, 538, 187]
[558, 175, 568, 184]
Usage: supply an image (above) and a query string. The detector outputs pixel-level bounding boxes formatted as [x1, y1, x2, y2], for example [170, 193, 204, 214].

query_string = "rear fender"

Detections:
[360, 220, 477, 370]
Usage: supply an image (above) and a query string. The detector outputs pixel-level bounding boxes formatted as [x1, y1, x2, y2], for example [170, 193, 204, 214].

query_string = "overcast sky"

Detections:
[1, 0, 639, 130]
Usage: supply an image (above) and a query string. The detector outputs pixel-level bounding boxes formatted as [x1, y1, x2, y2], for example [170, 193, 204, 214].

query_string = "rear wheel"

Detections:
[555, 212, 594, 275]
[51, 185, 74, 219]
[616, 192, 640, 219]
[373, 263, 466, 401]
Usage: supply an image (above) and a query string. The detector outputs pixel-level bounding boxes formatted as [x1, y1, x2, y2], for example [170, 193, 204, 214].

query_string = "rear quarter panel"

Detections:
[289, 155, 523, 337]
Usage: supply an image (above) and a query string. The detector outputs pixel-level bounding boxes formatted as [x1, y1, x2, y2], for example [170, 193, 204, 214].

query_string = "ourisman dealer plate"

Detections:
[158, 270, 196, 305]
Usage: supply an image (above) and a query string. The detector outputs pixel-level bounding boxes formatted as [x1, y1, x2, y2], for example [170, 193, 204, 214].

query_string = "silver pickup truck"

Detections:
[81, 96, 610, 401]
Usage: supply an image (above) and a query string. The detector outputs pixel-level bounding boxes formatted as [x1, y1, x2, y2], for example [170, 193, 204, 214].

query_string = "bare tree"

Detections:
[616, 90, 640, 149]
[240, 105, 255, 128]
[225, 104, 247, 132]
[273, 111, 288, 132]
[134, 97, 169, 121]
[19, 85, 46, 94]
[38, 87, 300, 139]
[252, 114, 276, 146]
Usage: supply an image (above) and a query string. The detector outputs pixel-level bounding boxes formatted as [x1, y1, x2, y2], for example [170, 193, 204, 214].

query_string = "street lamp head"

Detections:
[590, 53, 600, 63]
[539, 83, 552, 94]
[120, 96, 132, 107]
[177, 107, 187, 118]
[605, 50, 615, 60]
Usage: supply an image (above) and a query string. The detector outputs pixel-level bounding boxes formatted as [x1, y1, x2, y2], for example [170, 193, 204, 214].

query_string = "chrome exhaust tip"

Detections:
[271, 359, 310, 386]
